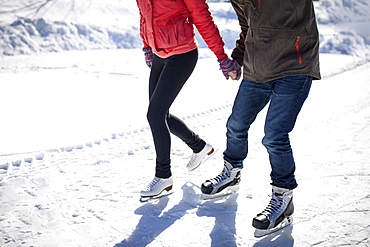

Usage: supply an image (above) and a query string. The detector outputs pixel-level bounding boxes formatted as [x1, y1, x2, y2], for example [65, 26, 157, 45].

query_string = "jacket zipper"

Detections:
[295, 36, 303, 64]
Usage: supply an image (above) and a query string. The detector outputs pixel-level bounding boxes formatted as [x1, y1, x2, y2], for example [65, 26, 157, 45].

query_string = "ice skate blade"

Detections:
[140, 184, 172, 198]
[139, 190, 174, 203]
[201, 185, 239, 200]
[254, 216, 293, 238]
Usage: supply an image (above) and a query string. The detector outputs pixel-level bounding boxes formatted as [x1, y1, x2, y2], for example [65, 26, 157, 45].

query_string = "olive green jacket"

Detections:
[230, 0, 321, 82]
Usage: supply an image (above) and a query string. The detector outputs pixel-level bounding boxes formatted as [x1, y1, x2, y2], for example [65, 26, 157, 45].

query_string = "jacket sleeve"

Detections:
[230, 0, 247, 66]
[137, 5, 150, 49]
[183, 0, 228, 60]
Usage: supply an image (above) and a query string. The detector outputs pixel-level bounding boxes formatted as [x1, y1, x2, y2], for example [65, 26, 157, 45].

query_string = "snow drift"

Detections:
[1, 0, 370, 56]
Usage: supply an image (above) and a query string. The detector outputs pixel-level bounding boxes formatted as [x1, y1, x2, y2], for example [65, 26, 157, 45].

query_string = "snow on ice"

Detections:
[0, 0, 370, 246]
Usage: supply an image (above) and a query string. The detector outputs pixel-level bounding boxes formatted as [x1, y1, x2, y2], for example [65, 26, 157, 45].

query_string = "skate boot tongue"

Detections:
[224, 160, 234, 170]
[272, 185, 290, 195]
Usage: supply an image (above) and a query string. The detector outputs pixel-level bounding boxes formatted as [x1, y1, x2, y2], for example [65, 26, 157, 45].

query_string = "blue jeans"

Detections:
[223, 76, 312, 190]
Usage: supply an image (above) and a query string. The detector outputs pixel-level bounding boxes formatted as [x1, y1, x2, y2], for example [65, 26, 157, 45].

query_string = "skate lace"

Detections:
[210, 166, 231, 184]
[189, 153, 199, 163]
[145, 177, 161, 190]
[261, 194, 283, 217]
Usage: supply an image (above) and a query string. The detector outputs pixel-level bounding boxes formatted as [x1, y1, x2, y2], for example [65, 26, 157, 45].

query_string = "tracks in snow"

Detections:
[0, 103, 233, 184]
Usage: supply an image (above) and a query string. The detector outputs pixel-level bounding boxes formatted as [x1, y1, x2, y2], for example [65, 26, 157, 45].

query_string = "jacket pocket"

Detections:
[253, 29, 302, 79]
[154, 14, 194, 49]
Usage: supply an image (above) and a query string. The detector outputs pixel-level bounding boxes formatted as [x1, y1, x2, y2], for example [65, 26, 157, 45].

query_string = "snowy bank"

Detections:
[1, 0, 370, 56]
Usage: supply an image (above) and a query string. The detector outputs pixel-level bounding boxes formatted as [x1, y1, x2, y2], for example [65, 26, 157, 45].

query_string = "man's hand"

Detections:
[218, 58, 242, 80]
[228, 70, 238, 80]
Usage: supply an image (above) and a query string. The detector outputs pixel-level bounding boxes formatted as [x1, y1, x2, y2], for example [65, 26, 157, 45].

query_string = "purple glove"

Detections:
[218, 58, 242, 80]
[143, 47, 153, 68]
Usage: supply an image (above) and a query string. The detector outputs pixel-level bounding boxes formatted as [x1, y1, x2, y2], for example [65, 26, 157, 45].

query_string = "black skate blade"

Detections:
[254, 216, 293, 238]
[139, 190, 174, 203]
[201, 185, 239, 200]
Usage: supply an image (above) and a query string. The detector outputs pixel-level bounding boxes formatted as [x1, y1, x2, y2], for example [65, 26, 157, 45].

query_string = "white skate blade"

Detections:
[254, 216, 293, 238]
[201, 185, 239, 200]
[139, 190, 174, 203]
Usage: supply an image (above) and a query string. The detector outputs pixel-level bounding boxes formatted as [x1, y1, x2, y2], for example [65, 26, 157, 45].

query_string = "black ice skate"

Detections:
[252, 186, 294, 237]
[201, 160, 241, 199]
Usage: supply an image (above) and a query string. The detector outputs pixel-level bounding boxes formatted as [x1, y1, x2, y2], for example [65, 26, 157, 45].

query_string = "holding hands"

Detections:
[143, 48, 241, 81]
[218, 58, 242, 80]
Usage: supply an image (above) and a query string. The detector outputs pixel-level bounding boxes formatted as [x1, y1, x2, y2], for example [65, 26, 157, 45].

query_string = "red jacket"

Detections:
[136, 0, 228, 60]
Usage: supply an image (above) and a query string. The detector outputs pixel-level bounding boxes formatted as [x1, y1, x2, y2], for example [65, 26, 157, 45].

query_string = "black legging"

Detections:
[147, 48, 205, 178]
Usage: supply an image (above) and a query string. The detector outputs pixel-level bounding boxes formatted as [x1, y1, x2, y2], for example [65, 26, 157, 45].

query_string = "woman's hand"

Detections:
[143, 47, 154, 68]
